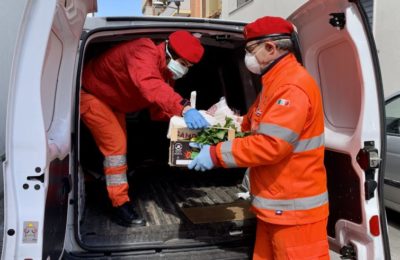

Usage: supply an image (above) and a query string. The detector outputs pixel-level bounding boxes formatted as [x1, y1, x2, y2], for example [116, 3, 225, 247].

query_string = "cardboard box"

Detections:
[168, 126, 235, 167]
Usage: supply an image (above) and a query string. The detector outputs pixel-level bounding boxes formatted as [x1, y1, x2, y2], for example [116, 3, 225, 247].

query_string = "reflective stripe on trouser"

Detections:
[104, 173, 129, 207]
[104, 156, 129, 207]
[253, 218, 329, 260]
[80, 90, 130, 207]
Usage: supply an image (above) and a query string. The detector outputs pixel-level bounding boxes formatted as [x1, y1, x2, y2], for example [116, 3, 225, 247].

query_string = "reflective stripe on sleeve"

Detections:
[252, 191, 328, 211]
[104, 155, 127, 168]
[257, 123, 299, 144]
[106, 173, 128, 186]
[257, 123, 324, 152]
[294, 134, 325, 153]
[220, 141, 237, 167]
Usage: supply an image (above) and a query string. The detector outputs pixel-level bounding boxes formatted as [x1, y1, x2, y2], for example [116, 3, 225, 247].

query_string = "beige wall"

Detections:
[374, 0, 400, 97]
[205, 0, 221, 17]
[221, 0, 307, 22]
[190, 0, 201, 17]
[190, 0, 221, 18]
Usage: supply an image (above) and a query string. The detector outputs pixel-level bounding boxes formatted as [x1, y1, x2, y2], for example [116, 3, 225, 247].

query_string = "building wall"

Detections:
[221, 0, 307, 22]
[141, 0, 154, 15]
[205, 0, 221, 18]
[190, 0, 201, 17]
[191, 0, 221, 18]
[221, 0, 398, 98]
[144, 0, 220, 18]
[374, 0, 400, 97]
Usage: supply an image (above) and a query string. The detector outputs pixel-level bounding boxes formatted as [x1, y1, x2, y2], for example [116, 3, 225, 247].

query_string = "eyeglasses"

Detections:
[178, 59, 193, 68]
[245, 40, 266, 53]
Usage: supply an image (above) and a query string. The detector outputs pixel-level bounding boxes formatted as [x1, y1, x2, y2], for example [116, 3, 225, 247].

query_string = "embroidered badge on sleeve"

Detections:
[277, 98, 290, 106]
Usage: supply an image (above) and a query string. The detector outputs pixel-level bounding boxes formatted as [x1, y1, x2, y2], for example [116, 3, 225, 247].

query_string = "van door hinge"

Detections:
[340, 244, 356, 259]
[357, 141, 381, 200]
[329, 13, 346, 30]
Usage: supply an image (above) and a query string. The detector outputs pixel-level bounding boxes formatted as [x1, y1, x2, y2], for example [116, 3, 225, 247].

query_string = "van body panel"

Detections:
[3, 0, 95, 259]
[290, 0, 388, 259]
[2, 0, 390, 259]
[0, 0, 30, 200]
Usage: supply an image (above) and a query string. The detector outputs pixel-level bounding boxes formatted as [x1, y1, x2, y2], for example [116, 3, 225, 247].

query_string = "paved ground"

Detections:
[387, 208, 400, 259]
[0, 200, 398, 258]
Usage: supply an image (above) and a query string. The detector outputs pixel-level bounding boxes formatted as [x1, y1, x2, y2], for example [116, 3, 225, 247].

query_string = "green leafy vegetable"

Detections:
[191, 117, 250, 145]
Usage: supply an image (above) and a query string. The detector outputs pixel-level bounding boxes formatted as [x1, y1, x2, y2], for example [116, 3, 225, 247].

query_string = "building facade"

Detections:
[374, 0, 400, 97]
[142, 0, 221, 18]
[221, 0, 306, 22]
[221, 0, 399, 97]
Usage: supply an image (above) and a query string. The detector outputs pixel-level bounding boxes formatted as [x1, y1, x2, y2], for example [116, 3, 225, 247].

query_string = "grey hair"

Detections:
[273, 38, 294, 52]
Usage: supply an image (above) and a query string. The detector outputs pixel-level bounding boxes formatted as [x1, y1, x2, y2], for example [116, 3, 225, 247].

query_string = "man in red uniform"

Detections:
[81, 30, 208, 227]
[188, 17, 330, 259]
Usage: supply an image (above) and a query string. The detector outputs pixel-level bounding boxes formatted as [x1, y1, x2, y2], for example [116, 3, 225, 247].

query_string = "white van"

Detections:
[0, 0, 392, 259]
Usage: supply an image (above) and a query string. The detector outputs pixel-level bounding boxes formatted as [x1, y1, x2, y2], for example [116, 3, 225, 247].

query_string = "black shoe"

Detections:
[113, 202, 146, 227]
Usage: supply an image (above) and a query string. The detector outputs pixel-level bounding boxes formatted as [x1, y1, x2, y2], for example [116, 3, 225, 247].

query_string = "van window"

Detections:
[386, 95, 400, 135]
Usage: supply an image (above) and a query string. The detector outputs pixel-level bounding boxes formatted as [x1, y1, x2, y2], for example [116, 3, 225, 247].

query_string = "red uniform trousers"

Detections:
[80, 90, 130, 207]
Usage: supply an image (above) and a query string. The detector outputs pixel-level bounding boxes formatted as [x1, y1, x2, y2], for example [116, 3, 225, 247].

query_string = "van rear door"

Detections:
[2, 0, 95, 259]
[289, 0, 390, 259]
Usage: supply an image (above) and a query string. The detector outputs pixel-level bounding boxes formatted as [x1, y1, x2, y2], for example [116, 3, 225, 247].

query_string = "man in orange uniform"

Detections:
[81, 30, 209, 227]
[188, 17, 329, 259]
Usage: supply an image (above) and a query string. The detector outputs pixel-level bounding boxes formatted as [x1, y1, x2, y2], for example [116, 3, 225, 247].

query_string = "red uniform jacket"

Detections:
[82, 39, 185, 119]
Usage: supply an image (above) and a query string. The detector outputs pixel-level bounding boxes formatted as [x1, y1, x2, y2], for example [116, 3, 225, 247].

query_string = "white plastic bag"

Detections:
[205, 97, 242, 130]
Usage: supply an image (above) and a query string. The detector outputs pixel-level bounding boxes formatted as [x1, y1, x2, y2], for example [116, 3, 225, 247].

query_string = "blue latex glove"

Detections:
[183, 108, 210, 130]
[188, 145, 214, 172]
[189, 142, 203, 149]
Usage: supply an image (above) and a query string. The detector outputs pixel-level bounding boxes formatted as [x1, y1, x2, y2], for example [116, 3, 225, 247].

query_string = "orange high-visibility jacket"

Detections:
[215, 54, 328, 225]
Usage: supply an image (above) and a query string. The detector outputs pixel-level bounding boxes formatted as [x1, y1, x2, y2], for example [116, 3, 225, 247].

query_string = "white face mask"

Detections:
[245, 52, 262, 75]
[167, 59, 188, 80]
[166, 42, 189, 80]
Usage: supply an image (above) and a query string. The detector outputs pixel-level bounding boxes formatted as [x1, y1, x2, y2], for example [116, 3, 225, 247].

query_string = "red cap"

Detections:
[168, 30, 204, 64]
[244, 16, 294, 42]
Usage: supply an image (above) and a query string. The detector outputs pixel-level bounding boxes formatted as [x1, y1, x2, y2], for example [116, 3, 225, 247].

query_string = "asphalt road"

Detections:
[387, 208, 400, 259]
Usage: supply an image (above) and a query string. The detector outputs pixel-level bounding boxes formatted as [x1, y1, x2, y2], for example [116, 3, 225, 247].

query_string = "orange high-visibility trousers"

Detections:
[80, 90, 130, 207]
[253, 218, 329, 260]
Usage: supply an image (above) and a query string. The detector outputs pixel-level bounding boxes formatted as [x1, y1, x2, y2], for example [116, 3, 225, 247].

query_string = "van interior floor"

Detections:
[79, 164, 256, 248]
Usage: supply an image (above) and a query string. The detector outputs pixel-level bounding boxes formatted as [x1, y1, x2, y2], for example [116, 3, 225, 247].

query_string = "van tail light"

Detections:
[369, 215, 380, 236]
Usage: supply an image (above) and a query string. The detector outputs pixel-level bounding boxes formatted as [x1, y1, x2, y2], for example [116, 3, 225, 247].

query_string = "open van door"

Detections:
[2, 0, 96, 259]
[289, 0, 390, 259]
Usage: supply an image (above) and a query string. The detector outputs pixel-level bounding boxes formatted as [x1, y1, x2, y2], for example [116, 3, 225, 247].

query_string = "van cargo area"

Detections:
[80, 135, 255, 248]
[77, 28, 362, 254]
[80, 116, 256, 246]
[78, 32, 258, 255]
